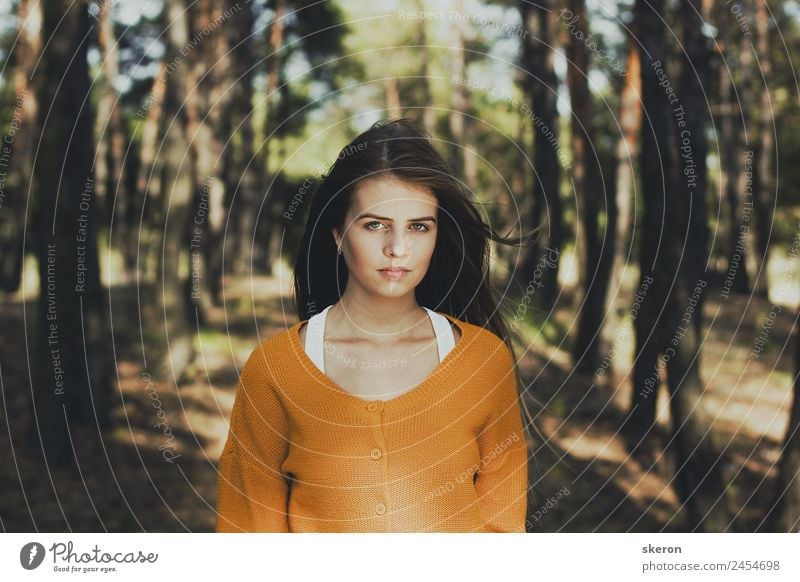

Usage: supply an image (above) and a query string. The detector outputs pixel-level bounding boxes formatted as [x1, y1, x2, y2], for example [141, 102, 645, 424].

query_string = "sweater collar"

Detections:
[287, 312, 474, 413]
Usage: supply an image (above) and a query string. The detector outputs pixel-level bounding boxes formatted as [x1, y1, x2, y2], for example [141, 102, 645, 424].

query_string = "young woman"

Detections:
[216, 118, 537, 533]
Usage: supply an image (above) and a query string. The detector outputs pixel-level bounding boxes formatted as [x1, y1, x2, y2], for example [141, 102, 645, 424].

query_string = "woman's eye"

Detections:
[364, 221, 429, 232]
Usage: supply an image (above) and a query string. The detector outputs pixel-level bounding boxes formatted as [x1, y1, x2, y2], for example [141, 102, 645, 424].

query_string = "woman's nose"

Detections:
[385, 231, 412, 257]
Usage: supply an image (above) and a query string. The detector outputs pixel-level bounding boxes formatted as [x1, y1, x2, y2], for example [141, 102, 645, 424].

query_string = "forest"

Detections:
[1, 0, 799, 533]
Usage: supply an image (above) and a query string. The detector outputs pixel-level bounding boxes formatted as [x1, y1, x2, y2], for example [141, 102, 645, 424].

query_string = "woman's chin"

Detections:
[368, 279, 415, 297]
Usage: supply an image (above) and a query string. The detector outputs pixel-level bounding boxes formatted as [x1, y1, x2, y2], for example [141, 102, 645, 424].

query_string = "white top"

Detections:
[304, 305, 456, 374]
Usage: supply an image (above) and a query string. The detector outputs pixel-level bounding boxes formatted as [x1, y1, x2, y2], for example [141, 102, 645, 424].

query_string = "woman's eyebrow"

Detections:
[356, 213, 437, 222]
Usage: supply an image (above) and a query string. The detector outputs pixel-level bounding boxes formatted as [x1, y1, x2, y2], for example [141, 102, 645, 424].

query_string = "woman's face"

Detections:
[333, 175, 439, 299]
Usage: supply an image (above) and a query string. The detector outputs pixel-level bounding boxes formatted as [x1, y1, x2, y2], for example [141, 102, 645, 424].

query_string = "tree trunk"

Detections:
[564, 0, 616, 374]
[134, 62, 167, 285]
[718, 1, 750, 295]
[225, 0, 259, 277]
[664, 0, 729, 531]
[414, 0, 435, 135]
[606, 23, 641, 342]
[517, 0, 562, 309]
[767, 308, 800, 532]
[448, 0, 476, 193]
[146, 0, 197, 381]
[259, 0, 286, 276]
[185, 0, 233, 317]
[118, 115, 139, 279]
[93, 0, 126, 268]
[624, 0, 674, 445]
[32, 0, 113, 466]
[385, 77, 401, 113]
[0, 0, 40, 292]
[753, 0, 773, 297]
[733, 0, 759, 296]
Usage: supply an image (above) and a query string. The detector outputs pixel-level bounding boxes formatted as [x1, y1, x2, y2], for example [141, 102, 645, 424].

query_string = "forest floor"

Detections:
[0, 265, 796, 532]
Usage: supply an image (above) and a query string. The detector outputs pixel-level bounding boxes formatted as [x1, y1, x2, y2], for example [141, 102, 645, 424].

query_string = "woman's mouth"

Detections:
[378, 268, 410, 281]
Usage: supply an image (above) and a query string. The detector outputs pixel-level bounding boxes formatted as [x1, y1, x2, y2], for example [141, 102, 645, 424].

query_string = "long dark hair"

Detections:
[292, 118, 543, 497]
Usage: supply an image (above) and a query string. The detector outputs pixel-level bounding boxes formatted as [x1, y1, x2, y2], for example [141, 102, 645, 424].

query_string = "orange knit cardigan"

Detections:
[215, 312, 529, 532]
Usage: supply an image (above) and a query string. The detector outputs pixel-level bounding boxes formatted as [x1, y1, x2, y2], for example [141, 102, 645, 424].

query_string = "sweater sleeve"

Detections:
[473, 344, 529, 532]
[216, 344, 291, 532]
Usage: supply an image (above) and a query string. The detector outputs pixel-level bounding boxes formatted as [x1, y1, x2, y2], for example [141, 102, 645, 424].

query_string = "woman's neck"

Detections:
[331, 293, 428, 341]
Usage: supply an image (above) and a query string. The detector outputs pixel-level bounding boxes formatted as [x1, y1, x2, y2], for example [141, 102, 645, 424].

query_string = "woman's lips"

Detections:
[379, 268, 409, 281]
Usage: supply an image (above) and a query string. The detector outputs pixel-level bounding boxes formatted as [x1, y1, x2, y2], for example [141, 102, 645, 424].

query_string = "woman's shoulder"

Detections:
[241, 322, 303, 370]
[441, 314, 505, 347]
[439, 313, 514, 366]
[232, 323, 307, 406]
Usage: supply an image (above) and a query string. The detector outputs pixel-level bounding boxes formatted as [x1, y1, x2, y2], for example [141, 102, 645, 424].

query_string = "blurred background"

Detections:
[1, 0, 799, 532]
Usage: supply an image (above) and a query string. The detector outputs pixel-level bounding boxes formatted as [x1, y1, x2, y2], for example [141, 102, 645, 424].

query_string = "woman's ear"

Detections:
[332, 227, 340, 248]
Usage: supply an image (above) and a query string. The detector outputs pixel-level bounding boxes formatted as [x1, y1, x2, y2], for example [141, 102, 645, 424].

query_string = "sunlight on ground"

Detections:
[552, 423, 630, 464]
[114, 354, 241, 463]
[539, 414, 680, 517]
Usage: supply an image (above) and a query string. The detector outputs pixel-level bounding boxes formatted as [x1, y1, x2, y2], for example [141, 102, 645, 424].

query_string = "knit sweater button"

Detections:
[366, 402, 379, 412]
[370, 448, 382, 460]
[375, 502, 386, 515]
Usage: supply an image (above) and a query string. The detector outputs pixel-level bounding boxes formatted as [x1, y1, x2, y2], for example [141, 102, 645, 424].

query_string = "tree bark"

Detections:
[767, 308, 800, 532]
[414, 0, 435, 135]
[93, 0, 127, 273]
[517, 0, 563, 309]
[134, 62, 167, 285]
[385, 77, 401, 113]
[718, 0, 751, 294]
[32, 0, 113, 466]
[185, 0, 234, 317]
[625, 0, 675, 446]
[225, 0, 259, 276]
[564, 0, 616, 374]
[606, 22, 641, 348]
[753, 0, 774, 297]
[146, 0, 197, 381]
[448, 0, 477, 194]
[0, 0, 40, 292]
[664, 0, 729, 531]
[258, 0, 286, 276]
